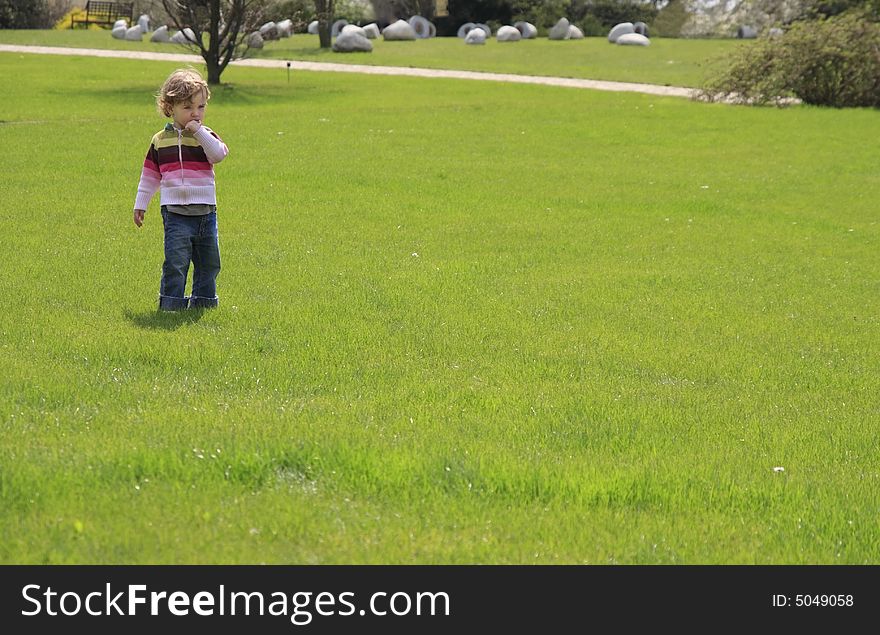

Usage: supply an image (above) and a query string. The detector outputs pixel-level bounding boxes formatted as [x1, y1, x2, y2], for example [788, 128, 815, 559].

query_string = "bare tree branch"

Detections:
[159, 0, 267, 84]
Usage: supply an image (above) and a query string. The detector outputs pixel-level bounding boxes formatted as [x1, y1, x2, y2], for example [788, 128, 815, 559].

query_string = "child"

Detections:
[133, 68, 229, 311]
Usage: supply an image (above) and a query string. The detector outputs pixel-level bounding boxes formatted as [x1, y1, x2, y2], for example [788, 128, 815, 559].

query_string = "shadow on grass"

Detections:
[124, 308, 208, 331]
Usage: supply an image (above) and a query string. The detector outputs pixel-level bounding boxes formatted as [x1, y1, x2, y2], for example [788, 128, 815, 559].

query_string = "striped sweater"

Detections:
[133, 123, 229, 211]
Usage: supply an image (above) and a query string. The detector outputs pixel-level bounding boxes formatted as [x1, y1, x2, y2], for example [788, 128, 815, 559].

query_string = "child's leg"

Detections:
[159, 208, 195, 311]
[190, 212, 221, 308]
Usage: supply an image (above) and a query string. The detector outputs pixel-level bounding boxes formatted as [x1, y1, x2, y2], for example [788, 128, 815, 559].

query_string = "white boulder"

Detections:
[125, 26, 143, 41]
[608, 22, 634, 43]
[496, 25, 521, 42]
[111, 25, 126, 39]
[150, 25, 171, 42]
[568, 25, 584, 39]
[457, 22, 475, 38]
[549, 18, 570, 40]
[308, 20, 319, 34]
[409, 15, 435, 39]
[514, 21, 537, 39]
[333, 30, 372, 52]
[633, 21, 648, 36]
[616, 33, 650, 46]
[113, 19, 127, 29]
[363, 23, 380, 39]
[464, 28, 485, 45]
[341, 24, 366, 37]
[474, 23, 491, 37]
[331, 19, 348, 37]
[276, 19, 293, 38]
[246, 31, 264, 48]
[171, 28, 197, 44]
[137, 14, 150, 33]
[383, 19, 417, 41]
[260, 21, 278, 39]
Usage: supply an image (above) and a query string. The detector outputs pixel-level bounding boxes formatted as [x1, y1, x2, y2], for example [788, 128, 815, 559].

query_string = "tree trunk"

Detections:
[318, 20, 331, 48]
[315, 0, 334, 49]
[206, 0, 221, 84]
[206, 60, 222, 85]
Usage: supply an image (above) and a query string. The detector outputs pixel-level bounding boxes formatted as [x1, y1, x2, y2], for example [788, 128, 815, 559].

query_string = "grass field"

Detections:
[1, 49, 879, 564]
[0, 29, 742, 87]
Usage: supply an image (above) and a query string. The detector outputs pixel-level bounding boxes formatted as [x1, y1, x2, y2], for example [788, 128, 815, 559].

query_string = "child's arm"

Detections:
[133, 141, 161, 226]
[188, 122, 229, 164]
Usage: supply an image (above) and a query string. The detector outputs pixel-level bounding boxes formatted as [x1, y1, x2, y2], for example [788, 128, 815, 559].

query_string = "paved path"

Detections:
[0, 43, 696, 99]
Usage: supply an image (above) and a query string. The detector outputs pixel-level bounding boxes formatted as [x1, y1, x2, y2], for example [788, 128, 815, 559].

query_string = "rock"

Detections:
[113, 19, 127, 29]
[308, 20, 319, 34]
[768, 27, 784, 38]
[333, 30, 372, 52]
[150, 25, 171, 42]
[549, 18, 570, 40]
[737, 25, 757, 39]
[457, 22, 476, 38]
[608, 22, 634, 43]
[341, 24, 366, 38]
[616, 33, 650, 46]
[276, 19, 293, 38]
[383, 19, 417, 41]
[496, 25, 521, 42]
[514, 21, 537, 39]
[246, 31, 264, 48]
[331, 19, 348, 37]
[260, 21, 278, 39]
[137, 14, 150, 33]
[171, 28, 196, 44]
[111, 25, 126, 39]
[125, 26, 143, 41]
[633, 21, 648, 37]
[363, 23, 380, 39]
[465, 28, 486, 45]
[409, 15, 434, 39]
[568, 25, 584, 39]
[474, 23, 491, 37]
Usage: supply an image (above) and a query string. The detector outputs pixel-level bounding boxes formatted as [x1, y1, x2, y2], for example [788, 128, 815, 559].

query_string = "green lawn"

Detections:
[0, 28, 743, 87]
[1, 51, 878, 564]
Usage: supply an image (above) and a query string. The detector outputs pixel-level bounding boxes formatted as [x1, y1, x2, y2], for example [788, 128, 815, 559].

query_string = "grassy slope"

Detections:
[0, 29, 742, 87]
[0, 52, 878, 563]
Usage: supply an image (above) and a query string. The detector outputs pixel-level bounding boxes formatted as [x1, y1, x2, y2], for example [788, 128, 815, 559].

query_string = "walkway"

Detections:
[0, 44, 696, 99]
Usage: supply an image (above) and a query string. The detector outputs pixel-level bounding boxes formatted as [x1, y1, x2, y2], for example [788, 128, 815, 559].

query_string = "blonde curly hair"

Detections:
[156, 68, 211, 118]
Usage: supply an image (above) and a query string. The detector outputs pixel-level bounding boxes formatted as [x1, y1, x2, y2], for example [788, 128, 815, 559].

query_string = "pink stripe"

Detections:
[181, 161, 214, 172]
[180, 169, 213, 179]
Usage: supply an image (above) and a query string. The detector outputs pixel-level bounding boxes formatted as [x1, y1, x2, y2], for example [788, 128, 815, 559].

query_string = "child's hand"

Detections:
[134, 209, 145, 227]
[185, 120, 202, 133]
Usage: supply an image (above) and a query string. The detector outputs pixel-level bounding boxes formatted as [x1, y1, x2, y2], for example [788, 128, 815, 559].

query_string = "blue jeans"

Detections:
[159, 207, 221, 310]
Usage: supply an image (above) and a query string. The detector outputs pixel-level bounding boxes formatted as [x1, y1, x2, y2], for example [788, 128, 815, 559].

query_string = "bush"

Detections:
[505, 0, 657, 36]
[578, 14, 606, 36]
[587, 0, 658, 30]
[652, 0, 689, 37]
[698, 11, 880, 107]
[264, 0, 317, 31]
[0, 0, 52, 28]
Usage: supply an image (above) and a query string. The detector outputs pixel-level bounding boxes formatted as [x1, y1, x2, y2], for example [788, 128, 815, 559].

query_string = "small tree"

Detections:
[161, 0, 267, 85]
